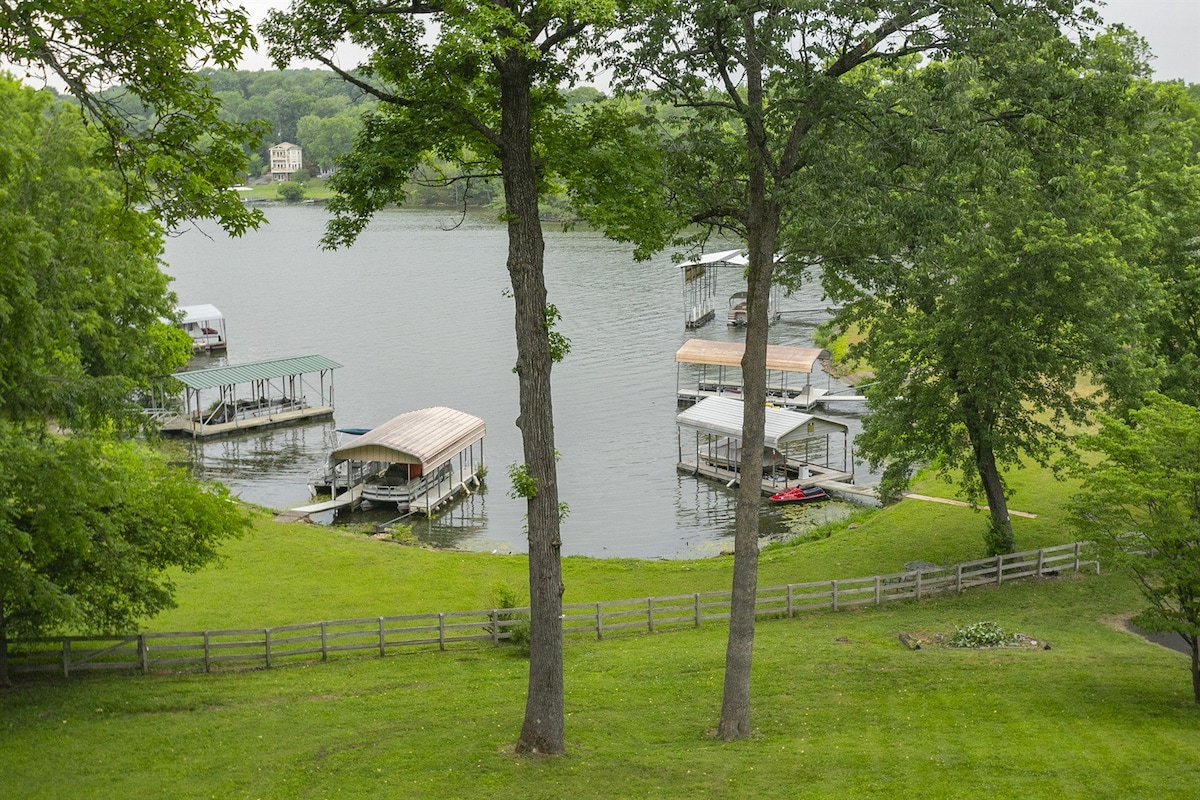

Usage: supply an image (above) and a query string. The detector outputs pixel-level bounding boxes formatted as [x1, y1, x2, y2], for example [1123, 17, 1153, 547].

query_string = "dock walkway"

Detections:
[678, 459, 853, 497]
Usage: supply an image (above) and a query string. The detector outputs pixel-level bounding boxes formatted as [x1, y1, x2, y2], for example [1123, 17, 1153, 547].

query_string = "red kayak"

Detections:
[768, 485, 830, 504]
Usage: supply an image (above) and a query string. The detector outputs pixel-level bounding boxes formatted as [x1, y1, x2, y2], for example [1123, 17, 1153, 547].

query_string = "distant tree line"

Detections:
[191, 69, 603, 209]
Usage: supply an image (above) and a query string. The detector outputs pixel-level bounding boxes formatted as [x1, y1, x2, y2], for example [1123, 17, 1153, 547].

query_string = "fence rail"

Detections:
[8, 542, 1098, 679]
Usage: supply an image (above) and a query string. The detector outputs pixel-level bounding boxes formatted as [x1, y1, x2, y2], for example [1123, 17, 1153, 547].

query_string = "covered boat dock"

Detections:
[675, 338, 833, 411]
[321, 406, 486, 516]
[158, 354, 340, 438]
[677, 249, 784, 329]
[676, 396, 852, 495]
[177, 304, 228, 353]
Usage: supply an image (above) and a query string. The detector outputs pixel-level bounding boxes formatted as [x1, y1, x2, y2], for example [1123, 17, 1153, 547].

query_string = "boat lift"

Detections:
[675, 338, 836, 411]
[177, 304, 228, 353]
[676, 396, 852, 495]
[299, 406, 486, 518]
[677, 249, 783, 329]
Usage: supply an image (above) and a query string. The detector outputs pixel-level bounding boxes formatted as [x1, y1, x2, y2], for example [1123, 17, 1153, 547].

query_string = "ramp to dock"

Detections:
[286, 485, 363, 516]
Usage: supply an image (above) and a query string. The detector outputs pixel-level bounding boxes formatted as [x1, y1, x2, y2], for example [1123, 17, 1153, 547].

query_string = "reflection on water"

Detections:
[162, 205, 870, 559]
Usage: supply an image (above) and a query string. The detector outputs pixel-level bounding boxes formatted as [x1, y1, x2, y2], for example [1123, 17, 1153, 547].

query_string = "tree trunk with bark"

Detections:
[498, 57, 566, 756]
[1, 603, 10, 688]
[718, 12, 778, 739]
[960, 392, 1014, 554]
[1190, 635, 1199, 705]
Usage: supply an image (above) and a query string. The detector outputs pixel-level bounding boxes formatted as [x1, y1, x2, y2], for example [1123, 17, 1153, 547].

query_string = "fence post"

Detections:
[997, 554, 1005, 585]
[1037, 549, 1045, 576]
[1074, 541, 1081, 572]
[955, 565, 963, 594]
[264, 629, 272, 668]
[597, 602, 604, 640]
[831, 581, 839, 611]
[378, 617, 385, 656]
[62, 639, 70, 679]
[647, 599, 655, 633]
[204, 632, 211, 673]
[786, 585, 794, 618]
[915, 570, 923, 600]
[320, 622, 328, 661]
[490, 610, 500, 646]
[874, 576, 881, 606]
[138, 634, 148, 675]
[438, 613, 446, 650]
[694, 594, 701, 628]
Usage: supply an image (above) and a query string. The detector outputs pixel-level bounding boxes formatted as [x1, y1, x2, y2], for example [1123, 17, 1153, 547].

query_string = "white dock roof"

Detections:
[675, 339, 831, 374]
[676, 396, 847, 449]
[178, 304, 223, 323]
[677, 248, 746, 268]
[332, 407, 485, 468]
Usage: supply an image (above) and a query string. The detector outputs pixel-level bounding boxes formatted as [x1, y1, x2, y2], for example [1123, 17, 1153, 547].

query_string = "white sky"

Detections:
[238, 0, 1199, 84]
[1100, 0, 1200, 83]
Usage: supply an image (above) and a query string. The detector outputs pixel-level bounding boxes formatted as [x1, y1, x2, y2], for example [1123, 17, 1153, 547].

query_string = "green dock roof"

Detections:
[171, 355, 341, 390]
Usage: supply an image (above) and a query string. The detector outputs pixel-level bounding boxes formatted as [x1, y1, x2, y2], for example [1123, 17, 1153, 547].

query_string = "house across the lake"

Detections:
[269, 142, 303, 181]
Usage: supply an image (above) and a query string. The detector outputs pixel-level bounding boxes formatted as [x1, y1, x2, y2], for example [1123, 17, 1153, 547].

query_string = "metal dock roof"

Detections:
[178, 304, 223, 323]
[676, 396, 847, 449]
[171, 355, 341, 390]
[675, 339, 831, 373]
[332, 407, 485, 467]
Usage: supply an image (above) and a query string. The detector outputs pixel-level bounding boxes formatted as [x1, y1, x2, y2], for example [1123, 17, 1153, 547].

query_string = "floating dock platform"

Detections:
[154, 354, 340, 439]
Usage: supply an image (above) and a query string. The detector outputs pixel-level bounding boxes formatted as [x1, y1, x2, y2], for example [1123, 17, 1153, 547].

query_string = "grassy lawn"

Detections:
[3, 458, 1196, 798]
[144, 457, 1078, 632]
[2, 575, 1195, 799]
[238, 178, 336, 202]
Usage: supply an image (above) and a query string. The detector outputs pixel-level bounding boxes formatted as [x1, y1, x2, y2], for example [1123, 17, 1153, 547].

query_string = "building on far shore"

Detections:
[269, 142, 303, 182]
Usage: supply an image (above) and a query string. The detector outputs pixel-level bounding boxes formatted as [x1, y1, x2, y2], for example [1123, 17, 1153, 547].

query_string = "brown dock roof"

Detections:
[675, 339, 830, 374]
[331, 407, 485, 468]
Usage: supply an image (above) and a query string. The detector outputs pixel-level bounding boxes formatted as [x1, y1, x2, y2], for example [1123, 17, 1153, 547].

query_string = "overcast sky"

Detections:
[1101, 0, 1199, 83]
[238, 0, 1199, 84]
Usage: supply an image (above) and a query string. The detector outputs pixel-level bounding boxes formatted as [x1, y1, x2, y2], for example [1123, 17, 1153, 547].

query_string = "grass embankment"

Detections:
[238, 178, 337, 202]
[3, 465, 1197, 799]
[145, 466, 1077, 631]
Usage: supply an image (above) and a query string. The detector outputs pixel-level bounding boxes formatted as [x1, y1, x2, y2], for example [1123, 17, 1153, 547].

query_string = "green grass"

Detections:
[147, 458, 1079, 632]
[2, 576, 1195, 799]
[3, 458, 1197, 799]
[238, 178, 337, 202]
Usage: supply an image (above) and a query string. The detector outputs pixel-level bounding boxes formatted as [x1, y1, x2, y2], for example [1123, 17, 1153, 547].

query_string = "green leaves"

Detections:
[1072, 393, 1200, 699]
[0, 0, 264, 233]
[0, 76, 191, 433]
[0, 422, 250, 640]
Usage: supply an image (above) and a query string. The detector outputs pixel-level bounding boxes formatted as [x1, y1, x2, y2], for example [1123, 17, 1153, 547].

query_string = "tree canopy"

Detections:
[0, 74, 251, 685]
[0, 75, 191, 432]
[0, 424, 248, 685]
[611, 0, 1105, 739]
[824, 30, 1195, 554]
[261, 0, 642, 755]
[1072, 393, 1200, 704]
[0, 0, 264, 233]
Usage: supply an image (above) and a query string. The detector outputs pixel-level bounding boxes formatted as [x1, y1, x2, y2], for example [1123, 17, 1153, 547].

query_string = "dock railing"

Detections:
[7, 542, 1098, 680]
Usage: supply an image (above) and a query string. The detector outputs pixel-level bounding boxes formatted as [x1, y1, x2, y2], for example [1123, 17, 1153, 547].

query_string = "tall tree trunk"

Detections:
[1190, 635, 1199, 705]
[959, 393, 1013, 554]
[0, 603, 10, 688]
[499, 59, 565, 755]
[718, 11, 777, 740]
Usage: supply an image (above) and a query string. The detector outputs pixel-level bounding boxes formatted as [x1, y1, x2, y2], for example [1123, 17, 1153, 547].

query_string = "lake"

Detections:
[162, 203, 870, 558]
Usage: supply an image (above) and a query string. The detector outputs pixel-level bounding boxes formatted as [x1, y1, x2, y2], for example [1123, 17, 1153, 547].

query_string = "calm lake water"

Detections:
[162, 204, 871, 558]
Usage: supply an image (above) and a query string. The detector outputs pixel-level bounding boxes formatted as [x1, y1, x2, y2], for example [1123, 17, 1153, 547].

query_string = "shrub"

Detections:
[276, 181, 306, 202]
[491, 581, 530, 657]
[949, 621, 1014, 648]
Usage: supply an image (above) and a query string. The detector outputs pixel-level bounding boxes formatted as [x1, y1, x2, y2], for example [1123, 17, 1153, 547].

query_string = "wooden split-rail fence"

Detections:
[7, 542, 1098, 680]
